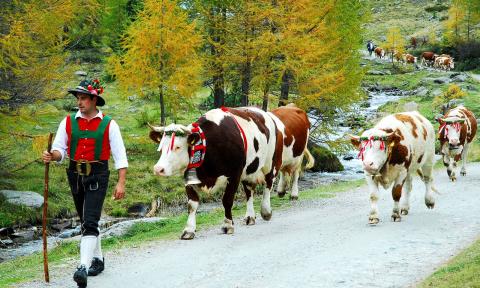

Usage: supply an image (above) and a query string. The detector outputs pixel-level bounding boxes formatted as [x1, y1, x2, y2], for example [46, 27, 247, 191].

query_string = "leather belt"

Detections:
[69, 160, 108, 176]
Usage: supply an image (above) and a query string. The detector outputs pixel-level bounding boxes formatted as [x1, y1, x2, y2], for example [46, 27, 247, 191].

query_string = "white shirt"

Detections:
[51, 110, 128, 170]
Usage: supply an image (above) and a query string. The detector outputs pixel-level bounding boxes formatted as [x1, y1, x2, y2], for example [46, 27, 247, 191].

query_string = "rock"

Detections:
[433, 77, 451, 84]
[128, 95, 138, 101]
[127, 106, 138, 113]
[127, 203, 150, 217]
[367, 70, 387, 76]
[308, 145, 344, 173]
[432, 89, 443, 96]
[0, 190, 43, 208]
[58, 226, 81, 239]
[451, 74, 468, 82]
[10, 229, 36, 244]
[0, 238, 14, 247]
[102, 217, 166, 238]
[343, 155, 354, 161]
[0, 227, 15, 237]
[415, 87, 429, 97]
[50, 220, 73, 232]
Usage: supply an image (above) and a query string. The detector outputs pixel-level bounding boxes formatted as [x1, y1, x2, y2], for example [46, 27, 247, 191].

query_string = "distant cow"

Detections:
[269, 105, 314, 200]
[434, 56, 454, 71]
[374, 47, 385, 59]
[402, 53, 417, 64]
[420, 51, 438, 67]
[149, 107, 281, 239]
[438, 106, 477, 181]
[350, 111, 436, 224]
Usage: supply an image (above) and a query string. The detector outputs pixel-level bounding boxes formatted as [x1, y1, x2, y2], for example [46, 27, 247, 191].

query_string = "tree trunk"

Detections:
[279, 69, 291, 107]
[262, 86, 269, 111]
[159, 86, 165, 125]
[210, 7, 225, 108]
[241, 59, 251, 106]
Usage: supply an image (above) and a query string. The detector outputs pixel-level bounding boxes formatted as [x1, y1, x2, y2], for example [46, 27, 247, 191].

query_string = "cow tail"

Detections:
[417, 169, 443, 195]
[304, 148, 315, 170]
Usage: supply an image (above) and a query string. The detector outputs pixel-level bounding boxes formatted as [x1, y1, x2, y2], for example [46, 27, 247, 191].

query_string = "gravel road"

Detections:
[21, 163, 480, 288]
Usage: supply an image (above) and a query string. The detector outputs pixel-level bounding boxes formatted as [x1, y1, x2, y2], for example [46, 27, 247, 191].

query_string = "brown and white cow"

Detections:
[438, 106, 477, 181]
[420, 51, 438, 67]
[434, 56, 454, 71]
[269, 105, 314, 200]
[402, 53, 417, 65]
[374, 47, 385, 59]
[350, 111, 436, 224]
[149, 107, 281, 239]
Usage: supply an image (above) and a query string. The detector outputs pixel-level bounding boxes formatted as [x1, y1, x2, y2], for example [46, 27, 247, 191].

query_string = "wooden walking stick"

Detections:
[42, 132, 53, 283]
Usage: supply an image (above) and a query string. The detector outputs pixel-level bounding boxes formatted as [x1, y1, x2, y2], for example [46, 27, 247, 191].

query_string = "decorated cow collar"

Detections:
[358, 135, 389, 161]
[187, 122, 207, 169]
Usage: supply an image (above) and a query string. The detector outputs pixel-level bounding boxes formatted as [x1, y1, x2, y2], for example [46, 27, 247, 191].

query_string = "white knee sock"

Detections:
[93, 234, 103, 259]
[80, 236, 97, 267]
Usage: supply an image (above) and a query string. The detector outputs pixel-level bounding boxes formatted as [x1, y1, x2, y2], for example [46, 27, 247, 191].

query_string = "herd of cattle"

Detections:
[148, 104, 476, 239]
[367, 42, 455, 71]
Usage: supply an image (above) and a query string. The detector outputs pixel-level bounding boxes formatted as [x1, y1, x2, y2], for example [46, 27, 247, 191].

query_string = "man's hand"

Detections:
[112, 182, 125, 200]
[42, 150, 52, 164]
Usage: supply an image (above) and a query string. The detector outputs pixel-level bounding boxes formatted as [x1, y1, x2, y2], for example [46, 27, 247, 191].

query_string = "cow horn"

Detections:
[147, 123, 165, 133]
[178, 125, 192, 135]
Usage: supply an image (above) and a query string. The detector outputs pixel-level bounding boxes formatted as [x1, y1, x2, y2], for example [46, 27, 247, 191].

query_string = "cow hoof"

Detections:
[460, 171, 466, 176]
[426, 202, 435, 209]
[244, 216, 256, 225]
[400, 209, 409, 215]
[391, 213, 401, 222]
[261, 210, 272, 221]
[368, 217, 379, 225]
[278, 192, 286, 198]
[180, 231, 195, 240]
[290, 195, 298, 201]
[450, 176, 457, 182]
[221, 226, 234, 234]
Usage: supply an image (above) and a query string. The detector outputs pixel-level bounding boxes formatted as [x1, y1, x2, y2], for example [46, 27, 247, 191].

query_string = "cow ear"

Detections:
[149, 131, 162, 144]
[348, 134, 361, 148]
[187, 133, 200, 146]
[386, 132, 396, 144]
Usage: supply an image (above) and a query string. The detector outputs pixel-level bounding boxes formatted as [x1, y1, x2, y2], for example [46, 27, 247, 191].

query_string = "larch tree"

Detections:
[0, 0, 100, 108]
[383, 27, 406, 67]
[108, 0, 202, 125]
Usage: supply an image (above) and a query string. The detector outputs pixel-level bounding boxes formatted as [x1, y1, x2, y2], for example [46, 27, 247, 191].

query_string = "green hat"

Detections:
[68, 79, 105, 106]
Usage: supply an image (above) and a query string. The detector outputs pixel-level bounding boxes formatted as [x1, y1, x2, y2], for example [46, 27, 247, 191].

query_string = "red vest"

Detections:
[66, 114, 111, 161]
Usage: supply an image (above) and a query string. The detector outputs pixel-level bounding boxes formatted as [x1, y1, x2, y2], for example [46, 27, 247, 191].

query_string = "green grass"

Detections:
[418, 238, 480, 288]
[0, 179, 364, 287]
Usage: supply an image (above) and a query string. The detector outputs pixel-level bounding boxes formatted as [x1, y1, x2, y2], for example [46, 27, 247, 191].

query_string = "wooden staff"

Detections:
[42, 132, 53, 283]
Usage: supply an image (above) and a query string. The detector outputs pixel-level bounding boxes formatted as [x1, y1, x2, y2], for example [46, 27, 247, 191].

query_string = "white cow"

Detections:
[350, 111, 436, 224]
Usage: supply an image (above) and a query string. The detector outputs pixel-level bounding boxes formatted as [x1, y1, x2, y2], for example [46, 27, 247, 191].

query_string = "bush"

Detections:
[308, 144, 344, 172]
[424, 4, 449, 13]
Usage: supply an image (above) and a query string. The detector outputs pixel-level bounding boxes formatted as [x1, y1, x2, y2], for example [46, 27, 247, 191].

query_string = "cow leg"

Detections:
[181, 185, 200, 240]
[276, 172, 288, 198]
[421, 164, 435, 209]
[400, 174, 412, 215]
[290, 168, 301, 200]
[391, 172, 407, 222]
[221, 178, 240, 235]
[365, 175, 380, 225]
[460, 143, 470, 176]
[242, 182, 256, 225]
[443, 153, 456, 182]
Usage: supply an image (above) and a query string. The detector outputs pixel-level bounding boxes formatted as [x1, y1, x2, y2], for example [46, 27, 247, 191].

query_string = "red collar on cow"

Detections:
[438, 122, 461, 139]
[187, 122, 207, 169]
[220, 106, 248, 156]
[358, 136, 388, 161]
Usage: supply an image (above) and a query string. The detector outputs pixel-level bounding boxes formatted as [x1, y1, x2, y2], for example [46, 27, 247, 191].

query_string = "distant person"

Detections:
[42, 78, 128, 288]
[367, 40, 376, 56]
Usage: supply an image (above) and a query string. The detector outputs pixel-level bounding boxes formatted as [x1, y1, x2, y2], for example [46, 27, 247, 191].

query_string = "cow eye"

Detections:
[175, 146, 181, 151]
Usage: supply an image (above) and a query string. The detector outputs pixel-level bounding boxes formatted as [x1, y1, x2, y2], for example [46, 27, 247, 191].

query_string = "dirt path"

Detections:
[470, 73, 480, 82]
[21, 163, 480, 288]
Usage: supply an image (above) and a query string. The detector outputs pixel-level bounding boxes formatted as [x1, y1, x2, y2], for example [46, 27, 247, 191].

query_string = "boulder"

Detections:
[127, 203, 150, 217]
[102, 217, 165, 238]
[0, 190, 43, 208]
[309, 145, 344, 173]
[367, 70, 387, 76]
[451, 74, 468, 82]
[414, 87, 429, 97]
[432, 77, 451, 84]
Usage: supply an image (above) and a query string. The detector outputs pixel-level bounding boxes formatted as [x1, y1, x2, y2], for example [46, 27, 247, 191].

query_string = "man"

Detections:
[42, 78, 128, 288]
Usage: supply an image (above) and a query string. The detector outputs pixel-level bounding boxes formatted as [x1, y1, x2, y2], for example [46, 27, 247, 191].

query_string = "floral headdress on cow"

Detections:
[68, 78, 106, 106]
[438, 116, 465, 139]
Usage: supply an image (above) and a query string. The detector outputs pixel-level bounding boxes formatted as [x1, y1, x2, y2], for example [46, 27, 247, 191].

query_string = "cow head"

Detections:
[350, 129, 395, 175]
[149, 123, 200, 176]
[438, 116, 465, 148]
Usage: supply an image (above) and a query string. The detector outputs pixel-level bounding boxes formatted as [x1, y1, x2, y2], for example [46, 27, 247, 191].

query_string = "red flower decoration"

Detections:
[87, 85, 93, 91]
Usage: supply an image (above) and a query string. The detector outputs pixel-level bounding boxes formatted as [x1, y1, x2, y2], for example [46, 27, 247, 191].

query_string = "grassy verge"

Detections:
[418, 238, 480, 288]
[0, 179, 364, 287]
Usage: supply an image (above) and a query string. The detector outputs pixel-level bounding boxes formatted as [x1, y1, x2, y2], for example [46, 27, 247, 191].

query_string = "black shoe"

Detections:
[88, 257, 105, 276]
[73, 265, 87, 287]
